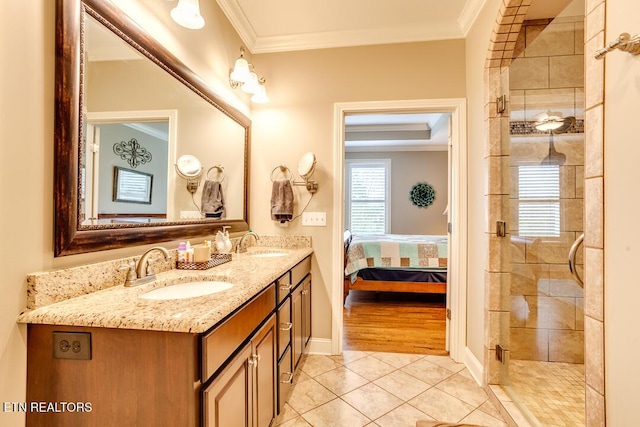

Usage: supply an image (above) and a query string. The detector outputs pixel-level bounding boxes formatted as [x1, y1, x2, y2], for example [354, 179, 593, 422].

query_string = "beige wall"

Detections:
[464, 0, 503, 366]
[1, 1, 53, 424]
[603, 0, 640, 423]
[345, 151, 449, 235]
[250, 41, 466, 342]
[0, 1, 246, 426]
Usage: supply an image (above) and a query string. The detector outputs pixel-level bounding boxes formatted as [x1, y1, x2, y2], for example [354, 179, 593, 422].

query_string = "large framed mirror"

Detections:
[55, 0, 251, 256]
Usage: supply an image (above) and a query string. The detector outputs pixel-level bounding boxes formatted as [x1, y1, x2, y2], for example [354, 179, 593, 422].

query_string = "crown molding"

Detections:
[345, 143, 448, 153]
[251, 24, 463, 53]
[216, 0, 258, 51]
[217, 0, 464, 53]
[123, 123, 168, 141]
[346, 123, 431, 133]
[458, 0, 489, 37]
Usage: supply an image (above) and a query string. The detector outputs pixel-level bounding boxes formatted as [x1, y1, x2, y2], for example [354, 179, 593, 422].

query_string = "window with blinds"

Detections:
[518, 165, 560, 237]
[345, 159, 390, 234]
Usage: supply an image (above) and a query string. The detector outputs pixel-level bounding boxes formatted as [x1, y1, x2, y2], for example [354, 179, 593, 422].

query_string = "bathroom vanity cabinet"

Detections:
[25, 255, 312, 427]
[275, 255, 312, 412]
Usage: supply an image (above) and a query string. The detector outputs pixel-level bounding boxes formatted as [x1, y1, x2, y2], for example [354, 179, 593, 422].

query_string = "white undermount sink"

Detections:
[139, 281, 234, 300]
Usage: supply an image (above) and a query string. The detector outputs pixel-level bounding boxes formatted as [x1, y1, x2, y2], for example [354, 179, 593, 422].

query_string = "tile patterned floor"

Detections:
[276, 351, 507, 427]
[507, 360, 585, 427]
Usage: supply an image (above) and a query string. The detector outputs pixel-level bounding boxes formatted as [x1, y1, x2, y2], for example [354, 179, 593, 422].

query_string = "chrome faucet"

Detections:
[236, 231, 260, 253]
[122, 246, 172, 287]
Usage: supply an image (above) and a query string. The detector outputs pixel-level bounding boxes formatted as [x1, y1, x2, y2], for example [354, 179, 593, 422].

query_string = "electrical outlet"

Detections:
[302, 212, 326, 226]
[53, 332, 91, 360]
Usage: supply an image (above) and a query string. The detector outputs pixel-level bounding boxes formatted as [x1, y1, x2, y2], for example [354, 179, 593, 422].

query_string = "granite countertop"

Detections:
[17, 247, 313, 334]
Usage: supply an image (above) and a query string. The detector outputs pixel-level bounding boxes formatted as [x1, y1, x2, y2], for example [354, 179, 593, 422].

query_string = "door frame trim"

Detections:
[331, 98, 468, 362]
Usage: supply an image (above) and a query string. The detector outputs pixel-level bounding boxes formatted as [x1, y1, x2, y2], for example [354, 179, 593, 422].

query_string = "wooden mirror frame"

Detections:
[55, 0, 251, 256]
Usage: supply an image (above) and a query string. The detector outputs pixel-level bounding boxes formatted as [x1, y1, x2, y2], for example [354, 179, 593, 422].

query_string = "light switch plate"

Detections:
[302, 212, 326, 226]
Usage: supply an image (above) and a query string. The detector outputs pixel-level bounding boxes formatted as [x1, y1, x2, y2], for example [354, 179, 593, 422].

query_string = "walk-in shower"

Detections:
[502, 2, 586, 425]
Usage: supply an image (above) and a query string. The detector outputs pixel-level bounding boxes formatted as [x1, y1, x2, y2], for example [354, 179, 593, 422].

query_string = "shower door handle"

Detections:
[568, 233, 585, 288]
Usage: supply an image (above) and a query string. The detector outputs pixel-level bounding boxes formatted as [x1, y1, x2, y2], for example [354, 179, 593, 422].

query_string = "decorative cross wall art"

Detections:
[113, 138, 152, 168]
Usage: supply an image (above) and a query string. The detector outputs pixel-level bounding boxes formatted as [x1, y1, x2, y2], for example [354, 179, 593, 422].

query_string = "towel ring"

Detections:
[270, 165, 292, 182]
[206, 165, 226, 182]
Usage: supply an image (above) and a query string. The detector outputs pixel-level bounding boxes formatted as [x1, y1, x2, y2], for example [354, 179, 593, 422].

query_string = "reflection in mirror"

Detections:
[54, 0, 251, 256]
[83, 13, 245, 224]
[84, 113, 172, 225]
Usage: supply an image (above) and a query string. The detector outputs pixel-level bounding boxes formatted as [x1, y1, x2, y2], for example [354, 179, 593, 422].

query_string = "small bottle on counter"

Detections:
[185, 241, 194, 263]
[177, 241, 187, 262]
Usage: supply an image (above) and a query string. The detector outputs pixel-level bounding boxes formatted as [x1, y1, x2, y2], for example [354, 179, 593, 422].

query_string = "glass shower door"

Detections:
[503, 2, 586, 425]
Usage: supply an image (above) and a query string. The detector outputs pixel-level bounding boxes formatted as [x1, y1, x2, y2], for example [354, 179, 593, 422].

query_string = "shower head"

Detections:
[534, 113, 576, 134]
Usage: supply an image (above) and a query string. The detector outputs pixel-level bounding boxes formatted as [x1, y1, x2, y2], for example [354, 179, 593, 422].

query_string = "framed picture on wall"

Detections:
[113, 166, 153, 204]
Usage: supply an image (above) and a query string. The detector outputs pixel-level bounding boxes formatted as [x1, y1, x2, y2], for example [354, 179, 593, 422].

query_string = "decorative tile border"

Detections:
[509, 119, 585, 135]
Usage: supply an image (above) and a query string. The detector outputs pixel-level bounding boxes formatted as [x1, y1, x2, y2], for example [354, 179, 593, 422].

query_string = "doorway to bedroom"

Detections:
[332, 98, 468, 363]
[343, 112, 450, 355]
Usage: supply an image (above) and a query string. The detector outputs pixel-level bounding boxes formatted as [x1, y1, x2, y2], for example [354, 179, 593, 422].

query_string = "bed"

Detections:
[343, 230, 448, 304]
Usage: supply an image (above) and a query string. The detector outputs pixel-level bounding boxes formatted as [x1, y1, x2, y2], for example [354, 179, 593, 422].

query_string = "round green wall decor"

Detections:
[410, 182, 436, 208]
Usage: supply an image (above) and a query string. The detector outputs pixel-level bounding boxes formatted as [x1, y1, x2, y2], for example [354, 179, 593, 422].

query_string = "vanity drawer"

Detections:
[277, 298, 291, 359]
[276, 271, 292, 305]
[291, 256, 311, 288]
[201, 283, 275, 382]
[277, 345, 293, 415]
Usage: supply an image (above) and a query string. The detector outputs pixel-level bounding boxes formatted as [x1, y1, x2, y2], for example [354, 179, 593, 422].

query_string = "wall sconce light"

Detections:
[170, 0, 205, 30]
[251, 78, 270, 104]
[229, 47, 269, 103]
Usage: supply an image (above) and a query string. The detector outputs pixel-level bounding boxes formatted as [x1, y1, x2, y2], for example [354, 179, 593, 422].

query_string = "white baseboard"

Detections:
[307, 338, 332, 355]
[464, 346, 484, 386]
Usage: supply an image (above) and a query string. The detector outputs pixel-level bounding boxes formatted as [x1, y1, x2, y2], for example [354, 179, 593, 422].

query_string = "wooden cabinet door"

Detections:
[291, 285, 303, 368]
[203, 343, 252, 427]
[302, 275, 312, 349]
[252, 315, 276, 427]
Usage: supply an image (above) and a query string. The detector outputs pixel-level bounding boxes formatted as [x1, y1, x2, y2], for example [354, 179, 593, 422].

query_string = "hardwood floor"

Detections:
[342, 290, 447, 355]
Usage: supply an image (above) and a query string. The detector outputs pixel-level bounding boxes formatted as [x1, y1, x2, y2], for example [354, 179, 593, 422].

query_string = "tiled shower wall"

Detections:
[508, 18, 585, 363]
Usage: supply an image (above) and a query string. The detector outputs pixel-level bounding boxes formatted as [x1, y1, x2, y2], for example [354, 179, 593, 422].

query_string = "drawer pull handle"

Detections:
[279, 284, 292, 291]
[280, 322, 293, 331]
[280, 372, 293, 384]
[301, 289, 309, 295]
